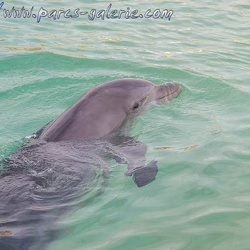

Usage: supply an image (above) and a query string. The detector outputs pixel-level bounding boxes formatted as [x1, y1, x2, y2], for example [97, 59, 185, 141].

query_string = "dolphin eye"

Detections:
[132, 103, 139, 110]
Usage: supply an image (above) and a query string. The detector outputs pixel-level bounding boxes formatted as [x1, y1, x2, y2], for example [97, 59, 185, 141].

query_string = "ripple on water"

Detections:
[1, 0, 250, 249]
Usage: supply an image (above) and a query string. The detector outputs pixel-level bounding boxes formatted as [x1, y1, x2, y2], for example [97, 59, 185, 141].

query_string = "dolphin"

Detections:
[0, 78, 181, 250]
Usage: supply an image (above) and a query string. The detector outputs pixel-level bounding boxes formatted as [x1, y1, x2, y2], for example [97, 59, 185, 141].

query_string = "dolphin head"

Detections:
[94, 79, 181, 136]
[39, 79, 181, 142]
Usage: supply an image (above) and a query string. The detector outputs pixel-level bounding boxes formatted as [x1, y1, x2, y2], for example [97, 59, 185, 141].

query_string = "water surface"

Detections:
[0, 0, 250, 249]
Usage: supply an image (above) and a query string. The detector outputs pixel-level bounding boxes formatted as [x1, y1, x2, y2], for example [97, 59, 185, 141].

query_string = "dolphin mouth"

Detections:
[157, 83, 182, 102]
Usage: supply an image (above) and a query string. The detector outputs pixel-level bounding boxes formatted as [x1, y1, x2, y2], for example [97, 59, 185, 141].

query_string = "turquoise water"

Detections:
[0, 0, 250, 249]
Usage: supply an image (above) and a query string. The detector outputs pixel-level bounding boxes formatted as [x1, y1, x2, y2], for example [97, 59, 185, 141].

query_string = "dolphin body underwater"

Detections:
[0, 79, 181, 250]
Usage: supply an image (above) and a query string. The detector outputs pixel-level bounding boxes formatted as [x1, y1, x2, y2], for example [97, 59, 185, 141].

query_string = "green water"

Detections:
[0, 0, 249, 249]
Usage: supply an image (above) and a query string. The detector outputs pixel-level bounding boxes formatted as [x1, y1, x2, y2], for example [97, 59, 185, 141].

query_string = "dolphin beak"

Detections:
[156, 83, 182, 103]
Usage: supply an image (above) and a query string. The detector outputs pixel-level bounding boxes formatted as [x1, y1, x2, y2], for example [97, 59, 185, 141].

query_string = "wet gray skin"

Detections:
[0, 79, 181, 250]
[38, 78, 181, 142]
